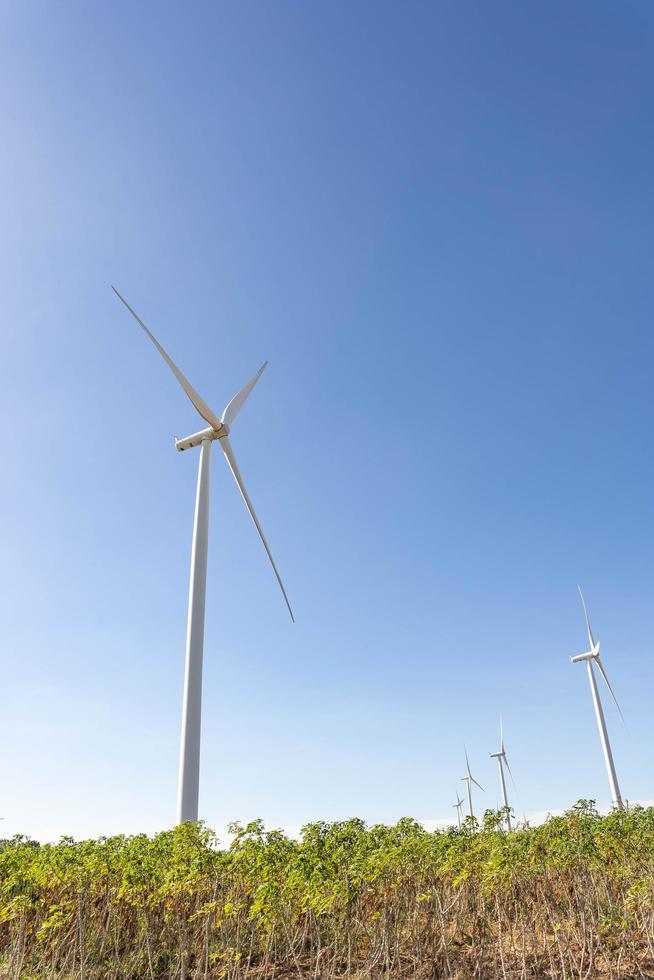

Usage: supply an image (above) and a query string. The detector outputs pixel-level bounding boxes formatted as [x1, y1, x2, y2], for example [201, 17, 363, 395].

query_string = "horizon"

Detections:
[9, 799, 654, 848]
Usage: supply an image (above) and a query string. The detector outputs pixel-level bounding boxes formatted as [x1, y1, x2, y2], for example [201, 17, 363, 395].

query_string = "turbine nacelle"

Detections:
[571, 641, 600, 664]
[175, 424, 229, 452]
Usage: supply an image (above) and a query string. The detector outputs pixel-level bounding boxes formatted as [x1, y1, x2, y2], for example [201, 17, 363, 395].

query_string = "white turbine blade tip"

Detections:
[220, 436, 294, 621]
[221, 361, 268, 427]
[112, 286, 221, 429]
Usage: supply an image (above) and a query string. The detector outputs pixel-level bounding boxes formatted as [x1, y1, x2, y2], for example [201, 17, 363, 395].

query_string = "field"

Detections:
[2, 802, 654, 979]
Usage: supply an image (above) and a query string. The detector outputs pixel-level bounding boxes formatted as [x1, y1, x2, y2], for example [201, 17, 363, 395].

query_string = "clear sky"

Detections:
[2, 1, 653, 842]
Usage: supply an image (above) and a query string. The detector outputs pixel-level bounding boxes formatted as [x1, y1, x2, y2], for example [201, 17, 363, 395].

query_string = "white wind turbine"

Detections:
[461, 749, 484, 819]
[113, 287, 293, 825]
[489, 718, 514, 830]
[452, 791, 465, 828]
[572, 587, 623, 810]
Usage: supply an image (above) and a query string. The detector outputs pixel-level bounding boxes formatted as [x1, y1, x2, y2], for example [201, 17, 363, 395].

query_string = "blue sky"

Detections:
[2, 1, 654, 841]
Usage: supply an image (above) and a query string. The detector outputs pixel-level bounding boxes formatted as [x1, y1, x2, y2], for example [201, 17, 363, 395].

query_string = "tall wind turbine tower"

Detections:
[113, 288, 293, 824]
[572, 587, 623, 811]
[489, 718, 514, 830]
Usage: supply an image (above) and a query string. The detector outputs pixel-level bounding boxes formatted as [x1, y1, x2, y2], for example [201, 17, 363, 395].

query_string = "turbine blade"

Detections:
[220, 435, 294, 622]
[464, 747, 472, 777]
[595, 655, 624, 721]
[472, 777, 484, 792]
[221, 362, 268, 427]
[578, 585, 596, 650]
[503, 754, 517, 791]
[112, 287, 221, 429]
[500, 715, 505, 754]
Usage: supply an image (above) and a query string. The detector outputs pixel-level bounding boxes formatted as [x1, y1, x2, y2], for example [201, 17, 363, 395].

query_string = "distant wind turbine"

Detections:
[113, 288, 293, 825]
[461, 749, 484, 818]
[452, 792, 465, 828]
[490, 718, 514, 830]
[571, 587, 623, 810]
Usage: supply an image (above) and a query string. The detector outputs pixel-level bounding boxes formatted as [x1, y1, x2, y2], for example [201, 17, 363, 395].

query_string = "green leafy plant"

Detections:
[1, 803, 653, 977]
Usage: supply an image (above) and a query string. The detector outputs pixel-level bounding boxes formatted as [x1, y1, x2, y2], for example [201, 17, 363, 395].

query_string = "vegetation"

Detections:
[1, 802, 654, 978]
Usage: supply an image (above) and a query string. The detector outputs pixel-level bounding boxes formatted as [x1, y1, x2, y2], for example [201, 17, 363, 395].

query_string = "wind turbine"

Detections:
[113, 287, 293, 825]
[461, 749, 484, 819]
[452, 792, 465, 828]
[490, 718, 514, 830]
[571, 587, 623, 810]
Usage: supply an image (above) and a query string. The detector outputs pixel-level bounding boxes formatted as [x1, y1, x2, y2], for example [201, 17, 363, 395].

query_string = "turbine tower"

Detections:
[461, 749, 484, 819]
[452, 792, 465, 828]
[113, 288, 293, 824]
[572, 587, 623, 811]
[490, 718, 514, 830]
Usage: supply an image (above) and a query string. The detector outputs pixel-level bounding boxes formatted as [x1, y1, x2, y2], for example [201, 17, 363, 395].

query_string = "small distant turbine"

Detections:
[461, 748, 484, 818]
[452, 792, 465, 828]
[490, 717, 514, 830]
[571, 587, 624, 811]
